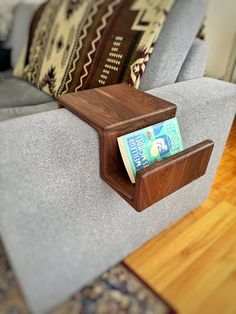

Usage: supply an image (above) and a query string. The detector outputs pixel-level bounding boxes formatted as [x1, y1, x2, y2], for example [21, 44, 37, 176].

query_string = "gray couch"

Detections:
[0, 1, 236, 313]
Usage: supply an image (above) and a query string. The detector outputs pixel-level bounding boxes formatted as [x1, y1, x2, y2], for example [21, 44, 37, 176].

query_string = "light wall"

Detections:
[205, 0, 236, 79]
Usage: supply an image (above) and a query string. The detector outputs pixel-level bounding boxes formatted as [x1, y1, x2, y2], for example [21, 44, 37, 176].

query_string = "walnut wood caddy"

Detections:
[58, 84, 214, 212]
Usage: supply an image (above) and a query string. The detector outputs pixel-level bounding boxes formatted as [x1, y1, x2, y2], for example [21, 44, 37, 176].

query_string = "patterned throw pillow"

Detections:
[14, 0, 174, 97]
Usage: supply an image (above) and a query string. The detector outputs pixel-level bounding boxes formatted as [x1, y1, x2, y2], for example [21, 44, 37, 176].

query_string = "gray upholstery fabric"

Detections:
[0, 78, 235, 314]
[0, 69, 13, 81]
[177, 38, 208, 82]
[4, 2, 42, 67]
[0, 78, 53, 108]
[0, 102, 57, 122]
[140, 0, 207, 90]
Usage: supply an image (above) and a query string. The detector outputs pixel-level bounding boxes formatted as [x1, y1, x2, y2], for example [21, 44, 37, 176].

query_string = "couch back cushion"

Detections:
[13, 0, 174, 97]
[4, 1, 44, 68]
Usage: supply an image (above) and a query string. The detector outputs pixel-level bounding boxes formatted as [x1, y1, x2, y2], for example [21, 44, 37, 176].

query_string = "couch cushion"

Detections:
[176, 38, 208, 82]
[0, 101, 57, 122]
[0, 78, 235, 313]
[0, 78, 53, 108]
[140, 0, 207, 90]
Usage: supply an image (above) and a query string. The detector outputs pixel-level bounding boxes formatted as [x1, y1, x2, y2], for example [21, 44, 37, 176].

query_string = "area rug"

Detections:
[14, 0, 175, 96]
[0, 241, 176, 314]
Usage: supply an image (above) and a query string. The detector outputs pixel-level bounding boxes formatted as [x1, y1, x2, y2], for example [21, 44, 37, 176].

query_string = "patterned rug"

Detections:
[0, 241, 176, 313]
[14, 0, 175, 97]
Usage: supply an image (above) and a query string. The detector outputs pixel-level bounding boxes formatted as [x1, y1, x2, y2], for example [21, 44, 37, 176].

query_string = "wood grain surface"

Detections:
[125, 118, 236, 314]
[135, 140, 214, 210]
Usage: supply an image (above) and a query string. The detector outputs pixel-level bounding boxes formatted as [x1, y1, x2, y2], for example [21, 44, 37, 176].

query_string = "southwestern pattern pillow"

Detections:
[14, 0, 174, 97]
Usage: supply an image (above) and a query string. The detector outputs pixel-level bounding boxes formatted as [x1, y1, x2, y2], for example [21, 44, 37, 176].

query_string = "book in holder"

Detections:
[117, 117, 184, 183]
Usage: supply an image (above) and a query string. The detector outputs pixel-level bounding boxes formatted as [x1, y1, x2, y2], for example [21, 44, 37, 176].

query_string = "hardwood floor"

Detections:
[125, 118, 236, 314]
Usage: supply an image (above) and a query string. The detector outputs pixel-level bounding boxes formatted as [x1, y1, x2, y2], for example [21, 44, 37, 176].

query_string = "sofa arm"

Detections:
[0, 78, 235, 313]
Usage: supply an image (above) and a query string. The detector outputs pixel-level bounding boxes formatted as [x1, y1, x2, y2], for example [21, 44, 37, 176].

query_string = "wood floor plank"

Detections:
[197, 271, 236, 314]
[162, 218, 236, 314]
[126, 201, 236, 291]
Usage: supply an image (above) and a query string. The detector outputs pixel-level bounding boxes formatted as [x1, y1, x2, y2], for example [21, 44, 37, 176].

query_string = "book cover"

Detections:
[117, 117, 184, 183]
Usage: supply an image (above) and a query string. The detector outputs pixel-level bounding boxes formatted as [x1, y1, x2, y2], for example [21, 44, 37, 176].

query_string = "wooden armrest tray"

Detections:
[58, 84, 214, 212]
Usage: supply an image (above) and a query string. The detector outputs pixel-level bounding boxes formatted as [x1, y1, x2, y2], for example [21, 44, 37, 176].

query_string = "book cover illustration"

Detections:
[118, 117, 184, 183]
